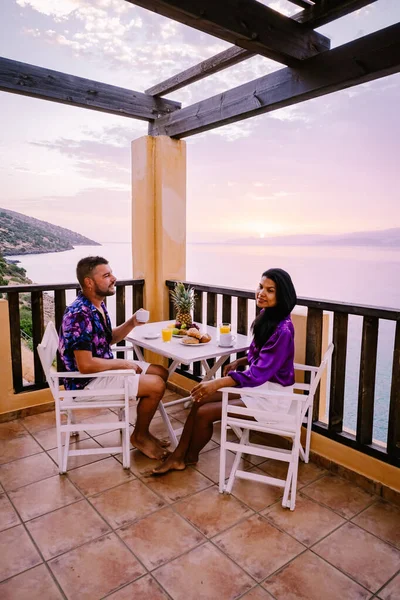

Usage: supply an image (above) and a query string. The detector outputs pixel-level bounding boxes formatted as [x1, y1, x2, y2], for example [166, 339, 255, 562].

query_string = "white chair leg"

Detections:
[55, 406, 64, 474]
[219, 394, 229, 493]
[68, 410, 79, 437]
[304, 407, 312, 463]
[157, 401, 178, 449]
[289, 441, 300, 511]
[62, 430, 70, 474]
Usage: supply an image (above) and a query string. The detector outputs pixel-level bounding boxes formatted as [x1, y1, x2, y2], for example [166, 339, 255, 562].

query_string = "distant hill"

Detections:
[0, 207, 100, 256]
[225, 228, 400, 247]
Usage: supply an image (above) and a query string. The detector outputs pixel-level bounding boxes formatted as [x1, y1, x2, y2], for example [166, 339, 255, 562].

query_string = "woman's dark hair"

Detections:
[252, 268, 297, 348]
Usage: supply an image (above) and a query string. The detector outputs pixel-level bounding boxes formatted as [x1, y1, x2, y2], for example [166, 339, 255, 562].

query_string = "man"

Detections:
[59, 256, 169, 460]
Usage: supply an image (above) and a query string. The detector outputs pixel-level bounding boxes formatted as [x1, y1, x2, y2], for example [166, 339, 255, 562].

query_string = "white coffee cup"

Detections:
[219, 332, 234, 347]
[135, 308, 150, 323]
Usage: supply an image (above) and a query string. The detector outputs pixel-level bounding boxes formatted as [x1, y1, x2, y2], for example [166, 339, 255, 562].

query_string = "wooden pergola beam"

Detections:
[296, 0, 378, 28]
[146, 0, 376, 97]
[0, 57, 180, 120]
[149, 23, 400, 138]
[146, 46, 255, 96]
[126, 0, 330, 67]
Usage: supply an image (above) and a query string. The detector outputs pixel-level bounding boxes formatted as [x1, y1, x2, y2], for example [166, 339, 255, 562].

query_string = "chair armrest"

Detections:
[294, 363, 320, 372]
[110, 344, 135, 353]
[51, 369, 138, 379]
[221, 387, 304, 401]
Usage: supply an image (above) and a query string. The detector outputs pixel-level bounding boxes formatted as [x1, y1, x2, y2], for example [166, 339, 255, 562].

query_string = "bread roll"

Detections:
[187, 327, 202, 339]
[182, 337, 199, 344]
[200, 333, 211, 343]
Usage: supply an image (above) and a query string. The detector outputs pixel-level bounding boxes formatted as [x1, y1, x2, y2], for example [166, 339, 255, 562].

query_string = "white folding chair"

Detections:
[219, 343, 334, 510]
[38, 322, 133, 473]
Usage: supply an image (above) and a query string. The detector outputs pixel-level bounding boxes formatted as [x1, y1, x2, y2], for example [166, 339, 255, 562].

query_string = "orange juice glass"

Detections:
[161, 328, 173, 342]
[167, 322, 175, 329]
[219, 323, 231, 334]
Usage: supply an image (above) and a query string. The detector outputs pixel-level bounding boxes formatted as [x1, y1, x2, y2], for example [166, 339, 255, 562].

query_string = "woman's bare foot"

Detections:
[130, 433, 170, 460]
[152, 454, 186, 475]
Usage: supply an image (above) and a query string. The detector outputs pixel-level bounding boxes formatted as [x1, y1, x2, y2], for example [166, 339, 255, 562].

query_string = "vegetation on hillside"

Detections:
[0, 207, 100, 255]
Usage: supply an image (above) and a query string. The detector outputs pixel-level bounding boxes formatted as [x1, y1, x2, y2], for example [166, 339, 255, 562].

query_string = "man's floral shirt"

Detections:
[59, 292, 113, 390]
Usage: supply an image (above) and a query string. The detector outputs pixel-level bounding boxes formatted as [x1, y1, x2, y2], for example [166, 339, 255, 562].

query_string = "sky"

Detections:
[0, 0, 399, 243]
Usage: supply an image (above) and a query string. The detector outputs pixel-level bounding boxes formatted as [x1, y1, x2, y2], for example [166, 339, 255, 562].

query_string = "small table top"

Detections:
[126, 321, 250, 366]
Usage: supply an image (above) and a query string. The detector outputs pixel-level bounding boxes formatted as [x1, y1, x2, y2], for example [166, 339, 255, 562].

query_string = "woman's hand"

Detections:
[191, 380, 219, 402]
[223, 359, 240, 377]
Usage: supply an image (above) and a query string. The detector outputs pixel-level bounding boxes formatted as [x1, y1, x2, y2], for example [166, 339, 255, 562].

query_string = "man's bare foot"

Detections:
[130, 433, 169, 460]
[149, 433, 170, 448]
[152, 454, 186, 475]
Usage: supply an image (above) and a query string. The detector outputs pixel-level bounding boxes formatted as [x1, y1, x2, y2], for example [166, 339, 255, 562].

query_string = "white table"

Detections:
[126, 321, 250, 446]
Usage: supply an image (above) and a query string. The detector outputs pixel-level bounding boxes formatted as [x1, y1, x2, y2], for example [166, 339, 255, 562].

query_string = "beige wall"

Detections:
[0, 300, 53, 418]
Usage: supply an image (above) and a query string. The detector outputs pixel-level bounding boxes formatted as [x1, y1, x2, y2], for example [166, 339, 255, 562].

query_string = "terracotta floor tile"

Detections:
[148, 415, 182, 440]
[67, 457, 134, 496]
[0, 524, 42, 582]
[144, 465, 212, 503]
[26, 499, 110, 560]
[0, 420, 26, 440]
[106, 574, 170, 599]
[231, 466, 283, 511]
[33, 427, 89, 451]
[194, 447, 253, 483]
[263, 550, 370, 600]
[49, 532, 145, 599]
[214, 514, 304, 581]
[212, 421, 241, 444]
[313, 522, 400, 592]
[153, 542, 254, 600]
[119, 506, 204, 569]
[81, 411, 124, 434]
[168, 407, 190, 422]
[125, 448, 162, 477]
[47, 438, 107, 470]
[353, 501, 400, 548]
[301, 474, 375, 518]
[21, 411, 58, 434]
[0, 563, 63, 599]
[9, 474, 82, 521]
[258, 458, 327, 488]
[0, 493, 20, 531]
[175, 485, 253, 537]
[93, 427, 133, 452]
[0, 453, 59, 491]
[241, 587, 276, 599]
[90, 479, 165, 528]
[69, 407, 112, 421]
[262, 494, 345, 546]
[0, 434, 42, 465]
[378, 572, 400, 600]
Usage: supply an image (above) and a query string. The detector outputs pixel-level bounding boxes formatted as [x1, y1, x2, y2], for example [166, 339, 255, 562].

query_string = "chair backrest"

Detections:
[37, 322, 59, 394]
[309, 342, 334, 397]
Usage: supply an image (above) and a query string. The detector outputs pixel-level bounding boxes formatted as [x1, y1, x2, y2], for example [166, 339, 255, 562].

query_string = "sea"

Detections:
[8, 242, 400, 444]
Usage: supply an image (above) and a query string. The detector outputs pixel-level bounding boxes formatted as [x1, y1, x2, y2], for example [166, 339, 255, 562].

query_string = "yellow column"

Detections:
[131, 136, 186, 321]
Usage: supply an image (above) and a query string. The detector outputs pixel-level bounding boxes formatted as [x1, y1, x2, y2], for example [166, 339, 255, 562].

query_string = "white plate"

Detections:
[172, 333, 187, 338]
[143, 333, 160, 340]
[179, 339, 211, 347]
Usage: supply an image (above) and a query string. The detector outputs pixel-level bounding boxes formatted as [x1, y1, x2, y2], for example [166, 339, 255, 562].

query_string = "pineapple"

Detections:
[170, 282, 195, 327]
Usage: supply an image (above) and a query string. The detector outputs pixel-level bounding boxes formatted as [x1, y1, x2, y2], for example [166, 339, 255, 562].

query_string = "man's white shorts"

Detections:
[75, 361, 150, 401]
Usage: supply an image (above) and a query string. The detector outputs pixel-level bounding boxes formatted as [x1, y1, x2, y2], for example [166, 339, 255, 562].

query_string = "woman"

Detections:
[153, 268, 297, 474]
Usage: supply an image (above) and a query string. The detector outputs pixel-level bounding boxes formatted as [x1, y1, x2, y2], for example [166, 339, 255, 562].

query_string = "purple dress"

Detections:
[229, 316, 295, 389]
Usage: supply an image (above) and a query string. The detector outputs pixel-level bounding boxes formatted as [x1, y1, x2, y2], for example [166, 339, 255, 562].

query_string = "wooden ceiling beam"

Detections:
[149, 23, 400, 138]
[0, 57, 180, 120]
[146, 0, 376, 97]
[126, 0, 330, 67]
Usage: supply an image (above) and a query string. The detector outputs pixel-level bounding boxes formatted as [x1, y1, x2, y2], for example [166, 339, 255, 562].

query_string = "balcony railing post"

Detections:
[31, 291, 45, 385]
[193, 290, 204, 376]
[329, 312, 348, 432]
[387, 320, 400, 460]
[116, 285, 126, 358]
[305, 307, 323, 421]
[7, 291, 23, 393]
[356, 316, 379, 446]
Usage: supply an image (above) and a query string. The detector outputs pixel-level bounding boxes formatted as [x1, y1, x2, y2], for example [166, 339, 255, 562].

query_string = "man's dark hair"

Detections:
[76, 256, 108, 288]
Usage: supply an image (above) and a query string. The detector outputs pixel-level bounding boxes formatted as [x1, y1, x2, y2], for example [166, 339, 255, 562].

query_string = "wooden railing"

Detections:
[0, 279, 144, 394]
[166, 280, 400, 468]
